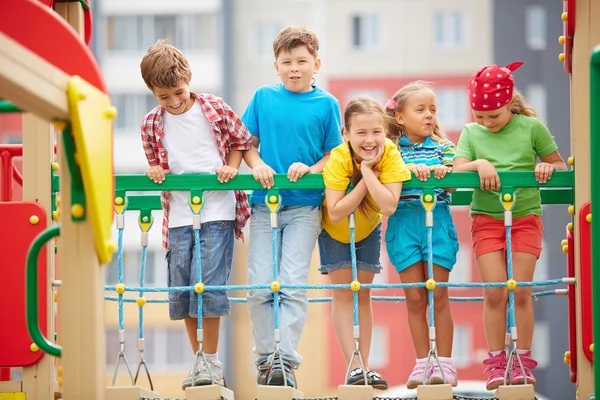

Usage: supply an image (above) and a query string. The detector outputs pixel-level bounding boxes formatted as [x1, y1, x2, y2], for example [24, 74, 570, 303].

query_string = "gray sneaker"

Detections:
[181, 358, 225, 390]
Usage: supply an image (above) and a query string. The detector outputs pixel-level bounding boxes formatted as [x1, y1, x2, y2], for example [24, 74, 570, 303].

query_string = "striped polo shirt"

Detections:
[398, 135, 455, 206]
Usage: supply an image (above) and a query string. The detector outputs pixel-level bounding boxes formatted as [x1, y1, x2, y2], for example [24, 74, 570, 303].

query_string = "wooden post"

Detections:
[569, 0, 599, 397]
[53, 2, 105, 400]
[256, 386, 304, 400]
[416, 384, 453, 400]
[20, 114, 55, 400]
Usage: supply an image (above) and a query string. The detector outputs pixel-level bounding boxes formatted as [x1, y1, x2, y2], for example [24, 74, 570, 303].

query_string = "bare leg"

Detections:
[399, 262, 429, 359]
[329, 269, 376, 370]
[512, 252, 537, 350]
[477, 251, 508, 352]
[432, 265, 453, 357]
[184, 317, 221, 354]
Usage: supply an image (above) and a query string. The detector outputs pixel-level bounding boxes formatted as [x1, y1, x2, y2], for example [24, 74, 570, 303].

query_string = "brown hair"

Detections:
[273, 26, 319, 59]
[140, 40, 192, 90]
[385, 81, 449, 145]
[343, 96, 393, 216]
[510, 90, 538, 117]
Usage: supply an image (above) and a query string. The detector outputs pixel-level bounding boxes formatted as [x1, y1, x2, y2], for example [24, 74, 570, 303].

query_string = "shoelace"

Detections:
[513, 355, 538, 370]
[367, 370, 382, 380]
[483, 355, 506, 374]
[349, 368, 364, 377]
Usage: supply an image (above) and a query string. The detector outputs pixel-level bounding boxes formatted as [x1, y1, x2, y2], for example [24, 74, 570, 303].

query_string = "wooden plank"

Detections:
[0, 32, 69, 121]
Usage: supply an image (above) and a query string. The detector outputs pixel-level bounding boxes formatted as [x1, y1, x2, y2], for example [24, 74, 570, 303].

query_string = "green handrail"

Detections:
[590, 44, 600, 396]
[114, 170, 574, 192]
[0, 100, 21, 113]
[26, 225, 62, 357]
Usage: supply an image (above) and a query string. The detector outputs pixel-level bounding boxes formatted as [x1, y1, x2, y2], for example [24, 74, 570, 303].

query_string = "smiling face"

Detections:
[274, 45, 321, 93]
[395, 90, 437, 143]
[344, 112, 386, 163]
[472, 102, 514, 132]
[153, 82, 194, 115]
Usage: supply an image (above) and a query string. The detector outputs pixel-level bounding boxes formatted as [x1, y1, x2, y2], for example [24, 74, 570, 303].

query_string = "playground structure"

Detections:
[0, 0, 598, 399]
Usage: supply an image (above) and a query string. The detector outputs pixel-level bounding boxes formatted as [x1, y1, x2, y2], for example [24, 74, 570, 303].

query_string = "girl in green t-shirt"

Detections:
[454, 62, 567, 390]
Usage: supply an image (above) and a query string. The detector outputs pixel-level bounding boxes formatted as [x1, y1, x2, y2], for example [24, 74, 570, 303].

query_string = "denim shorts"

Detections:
[385, 203, 458, 273]
[317, 224, 382, 274]
[167, 221, 234, 319]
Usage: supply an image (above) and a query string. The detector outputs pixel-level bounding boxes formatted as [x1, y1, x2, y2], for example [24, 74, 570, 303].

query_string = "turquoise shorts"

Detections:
[385, 203, 459, 273]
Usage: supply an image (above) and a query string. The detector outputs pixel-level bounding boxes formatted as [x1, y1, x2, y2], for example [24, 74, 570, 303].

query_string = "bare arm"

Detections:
[362, 167, 402, 215]
[227, 150, 243, 169]
[535, 150, 567, 184]
[452, 157, 481, 172]
[309, 153, 331, 174]
[326, 180, 369, 224]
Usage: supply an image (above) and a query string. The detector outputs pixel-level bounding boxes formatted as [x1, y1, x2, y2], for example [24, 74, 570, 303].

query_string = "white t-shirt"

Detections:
[161, 100, 236, 228]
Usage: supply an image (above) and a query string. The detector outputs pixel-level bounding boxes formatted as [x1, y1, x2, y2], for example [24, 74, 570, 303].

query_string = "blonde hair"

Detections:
[273, 26, 319, 59]
[511, 90, 538, 117]
[343, 96, 393, 216]
[385, 81, 449, 145]
[140, 40, 192, 90]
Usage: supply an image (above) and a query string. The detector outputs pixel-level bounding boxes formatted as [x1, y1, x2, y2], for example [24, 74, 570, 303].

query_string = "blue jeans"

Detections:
[247, 205, 321, 366]
[167, 221, 234, 319]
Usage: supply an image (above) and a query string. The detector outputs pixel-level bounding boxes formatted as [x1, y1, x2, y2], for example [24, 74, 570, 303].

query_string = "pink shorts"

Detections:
[471, 214, 544, 259]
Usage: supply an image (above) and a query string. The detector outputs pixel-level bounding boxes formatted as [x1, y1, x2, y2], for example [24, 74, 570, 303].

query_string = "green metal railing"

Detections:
[114, 171, 574, 211]
[590, 44, 600, 396]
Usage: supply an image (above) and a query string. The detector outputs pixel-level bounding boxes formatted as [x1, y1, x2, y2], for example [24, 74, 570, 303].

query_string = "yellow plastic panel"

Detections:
[67, 76, 116, 264]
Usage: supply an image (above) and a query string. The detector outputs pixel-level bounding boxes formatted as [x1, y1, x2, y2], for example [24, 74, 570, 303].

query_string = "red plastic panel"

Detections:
[0, 202, 47, 367]
[563, 0, 574, 74]
[579, 201, 593, 363]
[567, 228, 577, 382]
[0, 0, 105, 92]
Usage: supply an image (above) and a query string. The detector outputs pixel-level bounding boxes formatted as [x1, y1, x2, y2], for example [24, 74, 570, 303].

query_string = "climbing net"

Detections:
[104, 181, 573, 396]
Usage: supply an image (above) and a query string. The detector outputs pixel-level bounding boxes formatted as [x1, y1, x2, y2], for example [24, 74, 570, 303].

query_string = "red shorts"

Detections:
[471, 214, 544, 259]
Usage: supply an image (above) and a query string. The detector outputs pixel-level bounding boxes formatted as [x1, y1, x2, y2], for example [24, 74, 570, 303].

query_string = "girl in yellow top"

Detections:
[319, 96, 411, 389]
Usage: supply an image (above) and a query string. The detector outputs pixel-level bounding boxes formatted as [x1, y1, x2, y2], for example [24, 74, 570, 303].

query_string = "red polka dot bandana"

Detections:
[468, 62, 523, 111]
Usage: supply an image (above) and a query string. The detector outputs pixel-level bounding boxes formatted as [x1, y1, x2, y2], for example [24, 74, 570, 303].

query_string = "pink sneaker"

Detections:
[406, 360, 434, 389]
[483, 351, 508, 390]
[511, 351, 538, 386]
[429, 362, 458, 386]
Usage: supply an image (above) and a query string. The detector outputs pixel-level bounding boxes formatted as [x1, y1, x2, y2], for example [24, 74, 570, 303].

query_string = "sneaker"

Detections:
[406, 360, 434, 389]
[367, 370, 388, 390]
[266, 357, 297, 387]
[483, 351, 508, 390]
[181, 358, 224, 390]
[346, 368, 368, 385]
[511, 351, 538, 386]
[256, 359, 269, 385]
[429, 362, 458, 387]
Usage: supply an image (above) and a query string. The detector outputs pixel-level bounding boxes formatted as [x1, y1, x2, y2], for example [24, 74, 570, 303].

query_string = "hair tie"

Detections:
[385, 98, 397, 110]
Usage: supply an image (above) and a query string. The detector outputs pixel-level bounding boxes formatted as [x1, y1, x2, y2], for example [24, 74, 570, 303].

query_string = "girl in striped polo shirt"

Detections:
[384, 81, 459, 388]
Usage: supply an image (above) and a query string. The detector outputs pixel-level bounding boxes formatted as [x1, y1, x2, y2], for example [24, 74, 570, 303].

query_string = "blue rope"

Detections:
[104, 278, 569, 293]
[117, 228, 124, 331]
[195, 228, 203, 330]
[350, 224, 358, 327]
[104, 289, 561, 304]
[506, 225, 515, 331]
[427, 225, 434, 328]
[272, 226, 279, 331]
[139, 245, 147, 339]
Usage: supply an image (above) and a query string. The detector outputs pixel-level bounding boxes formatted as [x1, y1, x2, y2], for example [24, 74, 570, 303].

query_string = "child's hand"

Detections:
[216, 165, 238, 183]
[477, 160, 500, 190]
[146, 165, 166, 184]
[287, 162, 311, 182]
[534, 162, 555, 184]
[430, 165, 451, 180]
[361, 147, 384, 169]
[252, 165, 275, 189]
[408, 164, 430, 182]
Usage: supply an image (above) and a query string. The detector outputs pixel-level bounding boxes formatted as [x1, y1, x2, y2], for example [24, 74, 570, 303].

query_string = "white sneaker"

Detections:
[181, 358, 225, 389]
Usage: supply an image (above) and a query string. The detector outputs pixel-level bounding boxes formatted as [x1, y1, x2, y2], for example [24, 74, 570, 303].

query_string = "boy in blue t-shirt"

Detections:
[242, 25, 343, 387]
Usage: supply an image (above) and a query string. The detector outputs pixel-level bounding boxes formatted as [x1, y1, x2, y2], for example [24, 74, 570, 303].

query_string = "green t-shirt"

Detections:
[455, 114, 558, 220]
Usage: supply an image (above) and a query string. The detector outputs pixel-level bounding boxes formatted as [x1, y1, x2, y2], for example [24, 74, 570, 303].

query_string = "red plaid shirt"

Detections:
[140, 92, 252, 249]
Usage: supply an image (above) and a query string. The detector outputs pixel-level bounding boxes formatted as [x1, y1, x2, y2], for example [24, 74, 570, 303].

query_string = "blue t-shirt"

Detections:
[242, 83, 343, 206]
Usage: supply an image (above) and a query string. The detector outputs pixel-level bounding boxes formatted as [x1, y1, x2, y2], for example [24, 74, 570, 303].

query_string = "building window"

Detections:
[368, 325, 389, 369]
[526, 84, 547, 123]
[526, 5, 547, 51]
[345, 89, 386, 106]
[453, 325, 471, 368]
[256, 24, 283, 61]
[434, 12, 468, 50]
[111, 93, 157, 133]
[436, 88, 468, 131]
[351, 14, 381, 51]
[105, 14, 217, 53]
[105, 249, 160, 287]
